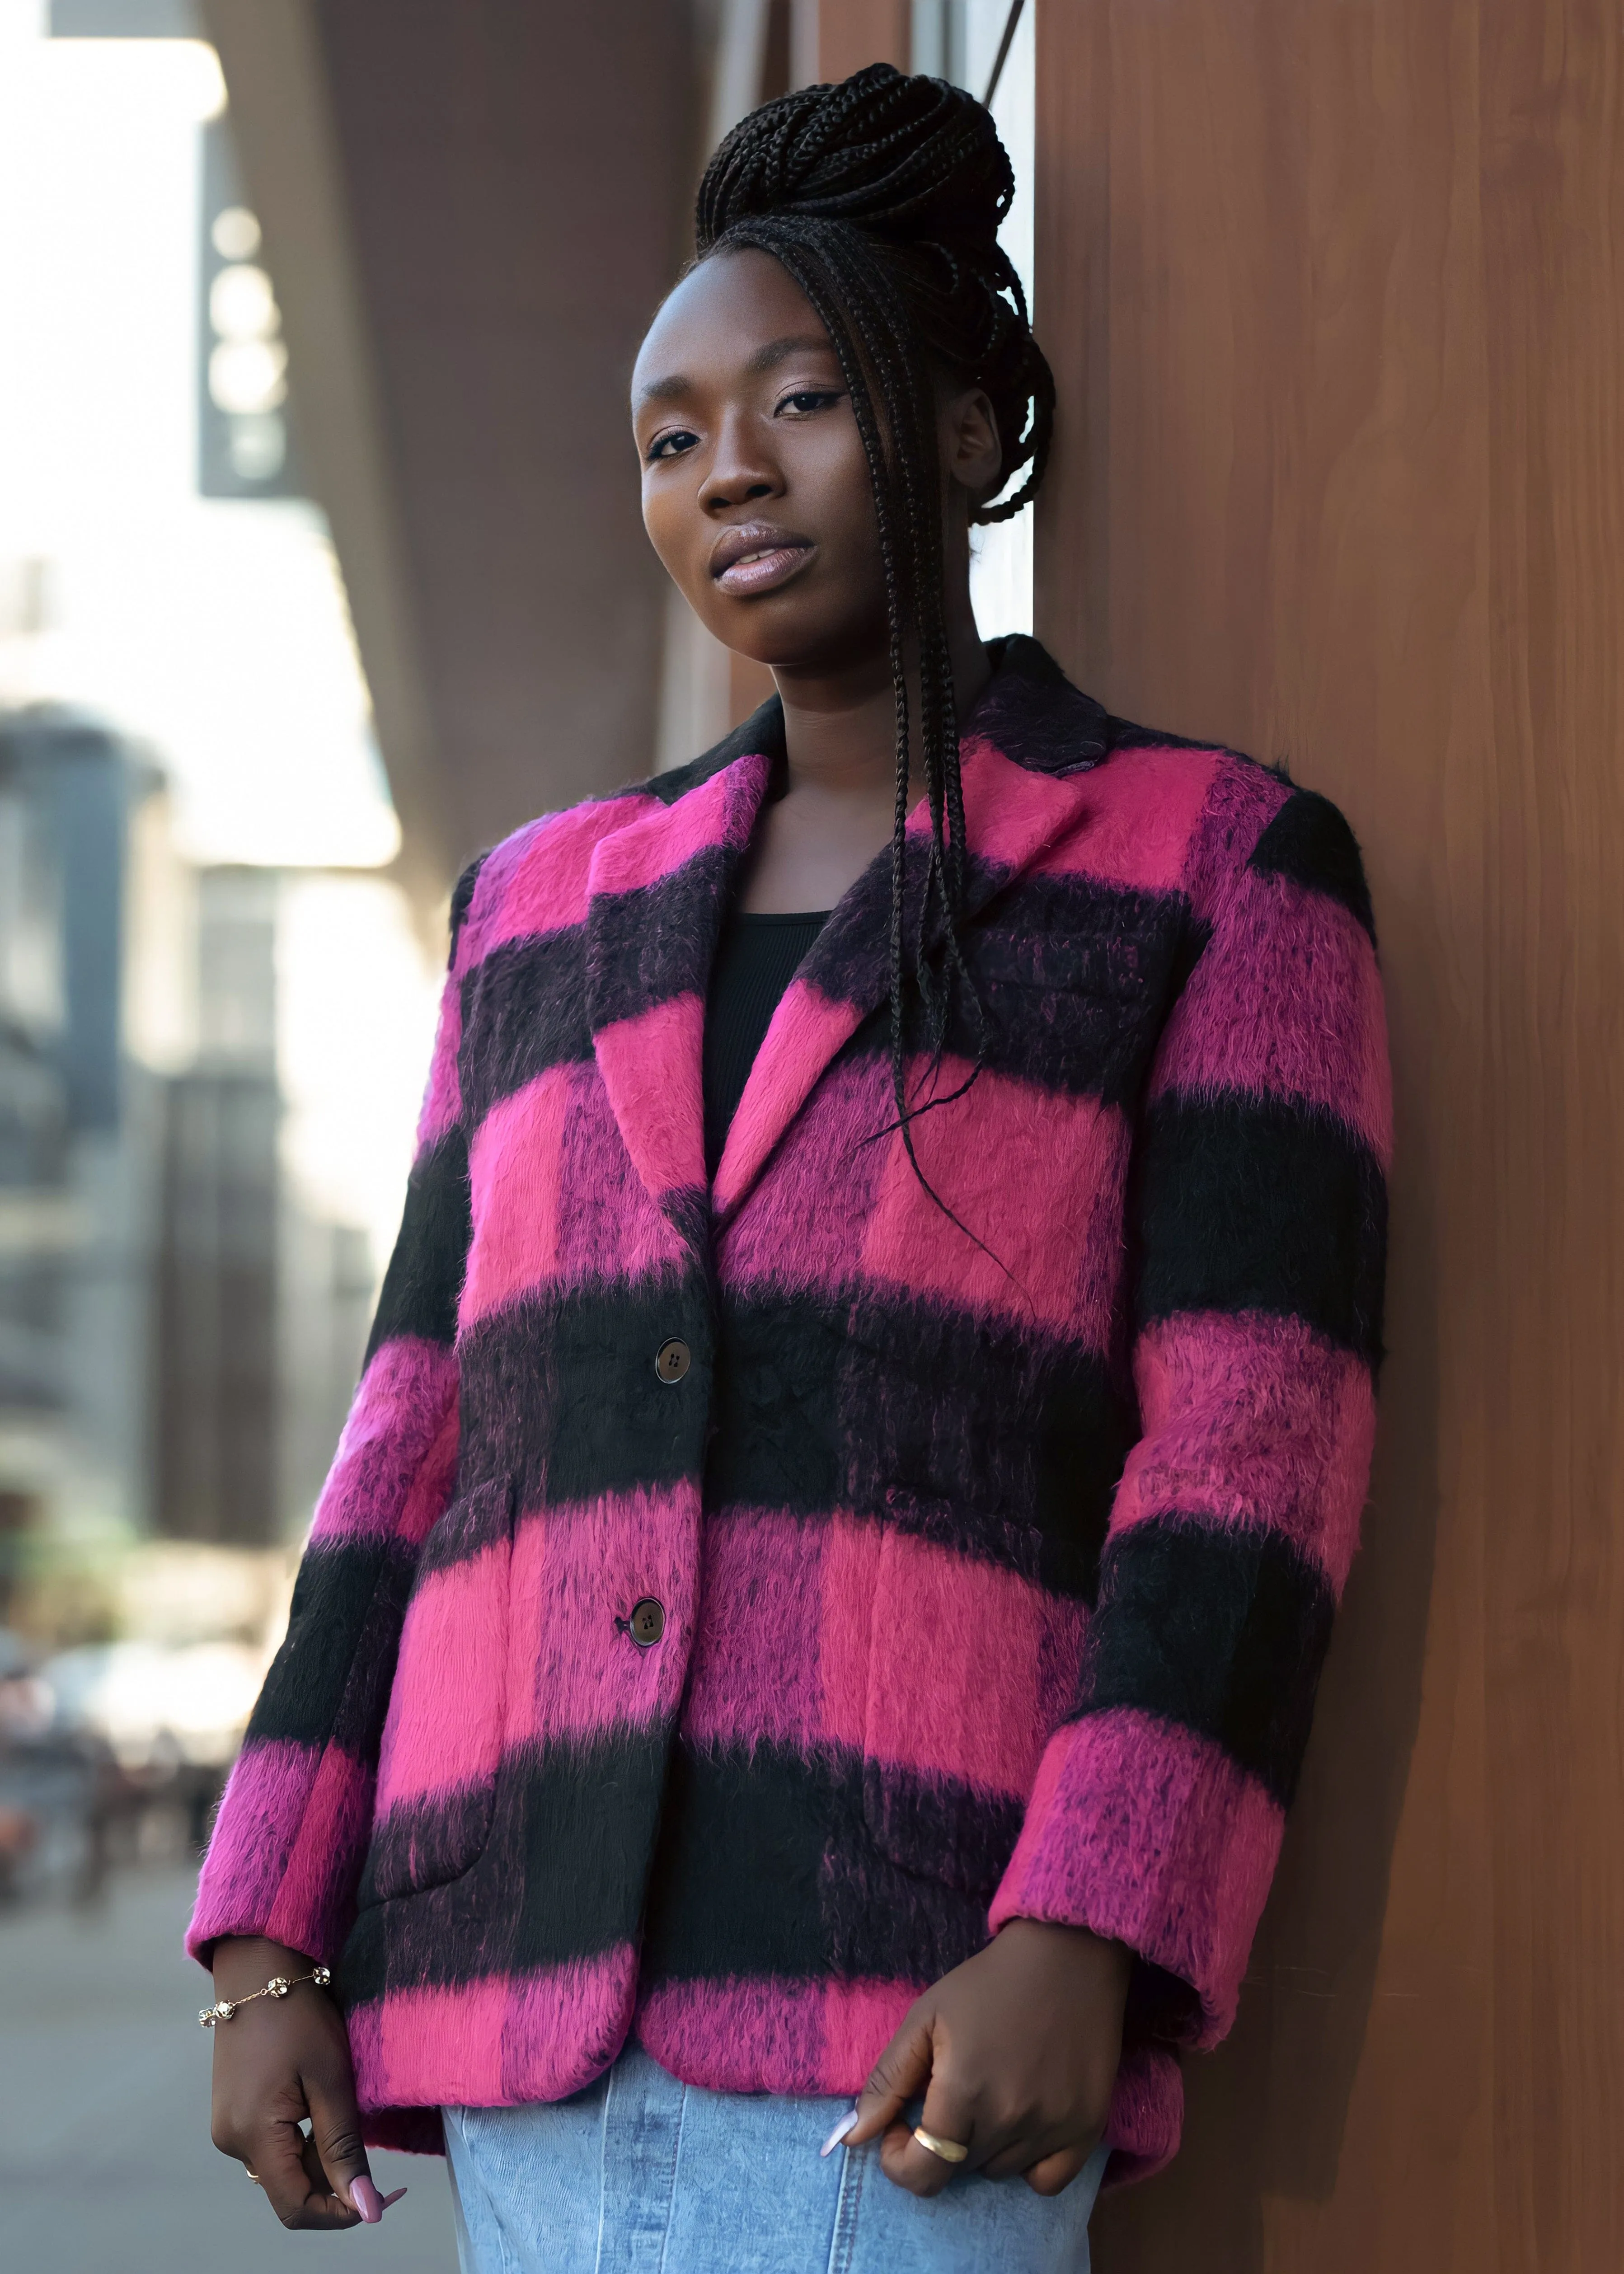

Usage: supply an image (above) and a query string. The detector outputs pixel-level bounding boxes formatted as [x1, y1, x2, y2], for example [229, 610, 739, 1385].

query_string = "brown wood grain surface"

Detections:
[1033, 2, 1624, 2265]
[814, 0, 911, 82]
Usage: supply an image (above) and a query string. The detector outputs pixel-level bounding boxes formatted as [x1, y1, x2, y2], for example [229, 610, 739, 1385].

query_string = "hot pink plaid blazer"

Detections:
[190, 639, 1389, 2182]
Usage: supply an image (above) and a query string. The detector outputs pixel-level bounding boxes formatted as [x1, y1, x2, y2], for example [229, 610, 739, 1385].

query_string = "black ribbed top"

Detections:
[703, 910, 831, 1179]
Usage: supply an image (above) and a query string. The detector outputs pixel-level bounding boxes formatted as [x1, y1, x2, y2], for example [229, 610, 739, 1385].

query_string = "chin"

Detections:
[704, 594, 882, 676]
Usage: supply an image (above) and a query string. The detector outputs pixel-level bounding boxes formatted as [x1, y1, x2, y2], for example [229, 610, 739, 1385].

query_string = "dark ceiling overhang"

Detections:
[201, 0, 702, 907]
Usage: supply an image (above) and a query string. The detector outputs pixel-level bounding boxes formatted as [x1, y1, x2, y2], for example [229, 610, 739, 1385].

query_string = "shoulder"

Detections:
[1121, 741, 1374, 945]
[444, 694, 788, 971]
[1087, 706, 1372, 946]
[446, 788, 657, 973]
[978, 636, 1271, 842]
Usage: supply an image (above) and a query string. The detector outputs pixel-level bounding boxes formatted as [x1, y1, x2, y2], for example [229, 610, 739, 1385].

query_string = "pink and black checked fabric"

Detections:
[189, 638, 1389, 2183]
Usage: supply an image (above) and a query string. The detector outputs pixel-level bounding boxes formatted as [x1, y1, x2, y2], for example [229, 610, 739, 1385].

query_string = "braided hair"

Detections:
[696, 64, 1055, 1197]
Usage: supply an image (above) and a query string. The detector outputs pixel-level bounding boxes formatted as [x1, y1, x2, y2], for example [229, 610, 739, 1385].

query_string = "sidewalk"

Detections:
[0, 1865, 456, 2273]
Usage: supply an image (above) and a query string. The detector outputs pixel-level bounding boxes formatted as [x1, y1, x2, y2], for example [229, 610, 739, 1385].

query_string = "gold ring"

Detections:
[911, 2125, 969, 2165]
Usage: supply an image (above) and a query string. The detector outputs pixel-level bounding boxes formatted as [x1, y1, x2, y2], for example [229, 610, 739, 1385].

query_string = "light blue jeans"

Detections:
[444, 2045, 1107, 2274]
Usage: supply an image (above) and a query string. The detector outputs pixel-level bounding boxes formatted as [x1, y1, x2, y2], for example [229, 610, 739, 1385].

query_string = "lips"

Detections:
[709, 520, 814, 598]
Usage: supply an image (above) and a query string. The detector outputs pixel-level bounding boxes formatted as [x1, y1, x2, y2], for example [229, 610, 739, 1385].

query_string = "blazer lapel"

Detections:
[713, 660, 1107, 1218]
[585, 748, 772, 1233]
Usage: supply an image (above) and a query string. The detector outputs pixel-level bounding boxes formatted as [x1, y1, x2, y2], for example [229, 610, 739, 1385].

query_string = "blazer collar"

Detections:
[585, 637, 1110, 1231]
[713, 657, 1105, 1216]
[583, 746, 772, 1240]
[709, 745, 1101, 1219]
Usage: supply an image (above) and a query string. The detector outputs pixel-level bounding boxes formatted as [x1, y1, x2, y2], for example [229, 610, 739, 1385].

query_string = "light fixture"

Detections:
[211, 206, 262, 263]
[208, 338, 288, 415]
[209, 263, 278, 342]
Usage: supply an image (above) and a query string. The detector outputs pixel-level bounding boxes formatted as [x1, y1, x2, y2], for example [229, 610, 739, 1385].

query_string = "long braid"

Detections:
[695, 65, 1055, 1202]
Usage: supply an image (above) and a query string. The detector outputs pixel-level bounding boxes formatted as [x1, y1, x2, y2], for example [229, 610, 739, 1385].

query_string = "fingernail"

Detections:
[352, 2176, 384, 2223]
[382, 2188, 408, 2208]
[820, 2108, 859, 2158]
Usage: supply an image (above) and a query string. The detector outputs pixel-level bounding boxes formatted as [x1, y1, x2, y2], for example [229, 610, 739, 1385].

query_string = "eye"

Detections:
[776, 388, 844, 418]
[646, 428, 699, 462]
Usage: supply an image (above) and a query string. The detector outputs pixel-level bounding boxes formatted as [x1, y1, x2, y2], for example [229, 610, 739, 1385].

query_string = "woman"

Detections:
[194, 66, 1388, 2274]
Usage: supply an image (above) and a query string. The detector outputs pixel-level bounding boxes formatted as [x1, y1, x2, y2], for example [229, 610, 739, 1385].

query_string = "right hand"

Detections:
[207, 1935, 405, 2230]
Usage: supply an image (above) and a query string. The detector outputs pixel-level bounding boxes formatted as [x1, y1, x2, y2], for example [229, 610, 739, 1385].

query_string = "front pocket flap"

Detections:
[861, 1758, 1027, 1902]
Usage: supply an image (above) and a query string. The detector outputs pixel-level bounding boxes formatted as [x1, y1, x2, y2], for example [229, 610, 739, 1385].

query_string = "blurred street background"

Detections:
[0, 4, 1031, 2268]
[0, 1862, 455, 2269]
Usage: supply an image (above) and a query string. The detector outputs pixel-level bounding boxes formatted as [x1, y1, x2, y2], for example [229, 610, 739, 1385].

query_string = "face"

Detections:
[631, 247, 1000, 675]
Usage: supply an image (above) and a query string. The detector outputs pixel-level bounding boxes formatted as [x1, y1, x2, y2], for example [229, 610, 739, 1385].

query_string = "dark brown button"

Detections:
[628, 1597, 665, 1648]
[654, 1337, 690, 1384]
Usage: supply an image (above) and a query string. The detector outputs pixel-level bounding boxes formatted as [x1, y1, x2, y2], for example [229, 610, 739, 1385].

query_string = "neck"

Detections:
[770, 583, 991, 804]
[730, 557, 992, 916]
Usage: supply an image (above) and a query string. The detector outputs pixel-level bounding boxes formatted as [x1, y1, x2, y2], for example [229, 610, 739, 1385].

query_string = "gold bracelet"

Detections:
[199, 1964, 331, 2028]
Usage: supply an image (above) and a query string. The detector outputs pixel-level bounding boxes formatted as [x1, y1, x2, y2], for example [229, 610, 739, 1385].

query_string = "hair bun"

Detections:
[697, 63, 1013, 254]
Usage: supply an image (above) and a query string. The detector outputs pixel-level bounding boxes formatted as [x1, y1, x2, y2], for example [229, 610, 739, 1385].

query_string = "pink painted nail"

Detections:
[382, 2189, 408, 2209]
[351, 2176, 384, 2223]
[820, 2109, 859, 2158]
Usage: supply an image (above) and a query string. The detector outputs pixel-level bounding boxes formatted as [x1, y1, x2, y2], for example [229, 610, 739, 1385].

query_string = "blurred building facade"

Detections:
[0, 708, 378, 1617]
[0, 710, 158, 1619]
[154, 865, 282, 1547]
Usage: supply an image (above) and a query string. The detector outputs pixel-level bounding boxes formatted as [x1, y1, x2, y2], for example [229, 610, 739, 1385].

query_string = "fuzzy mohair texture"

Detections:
[189, 637, 1390, 2187]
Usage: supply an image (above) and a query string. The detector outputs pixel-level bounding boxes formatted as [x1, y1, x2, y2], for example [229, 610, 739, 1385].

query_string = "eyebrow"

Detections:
[745, 331, 836, 375]
[634, 333, 838, 411]
[635, 373, 693, 407]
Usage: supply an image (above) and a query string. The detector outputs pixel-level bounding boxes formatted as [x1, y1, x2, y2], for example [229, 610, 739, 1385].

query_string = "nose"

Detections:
[702, 409, 780, 515]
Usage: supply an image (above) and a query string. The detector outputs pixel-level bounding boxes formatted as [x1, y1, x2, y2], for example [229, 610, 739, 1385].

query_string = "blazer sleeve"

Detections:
[990, 770, 1391, 2048]
[187, 859, 484, 1968]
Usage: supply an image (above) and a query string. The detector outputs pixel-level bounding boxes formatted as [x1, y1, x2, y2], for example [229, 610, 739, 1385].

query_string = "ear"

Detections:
[940, 386, 1003, 506]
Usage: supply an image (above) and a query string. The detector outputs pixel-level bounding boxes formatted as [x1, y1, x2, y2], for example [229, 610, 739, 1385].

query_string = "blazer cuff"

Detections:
[989, 1706, 1284, 2047]
[186, 1738, 375, 1969]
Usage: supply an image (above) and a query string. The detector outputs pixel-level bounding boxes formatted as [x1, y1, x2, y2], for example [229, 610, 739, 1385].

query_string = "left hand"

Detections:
[844, 1918, 1131, 2197]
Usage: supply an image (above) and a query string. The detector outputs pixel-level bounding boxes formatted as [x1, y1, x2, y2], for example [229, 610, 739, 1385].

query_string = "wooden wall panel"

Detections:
[1034, 3, 1624, 2266]
[813, 0, 911, 82]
